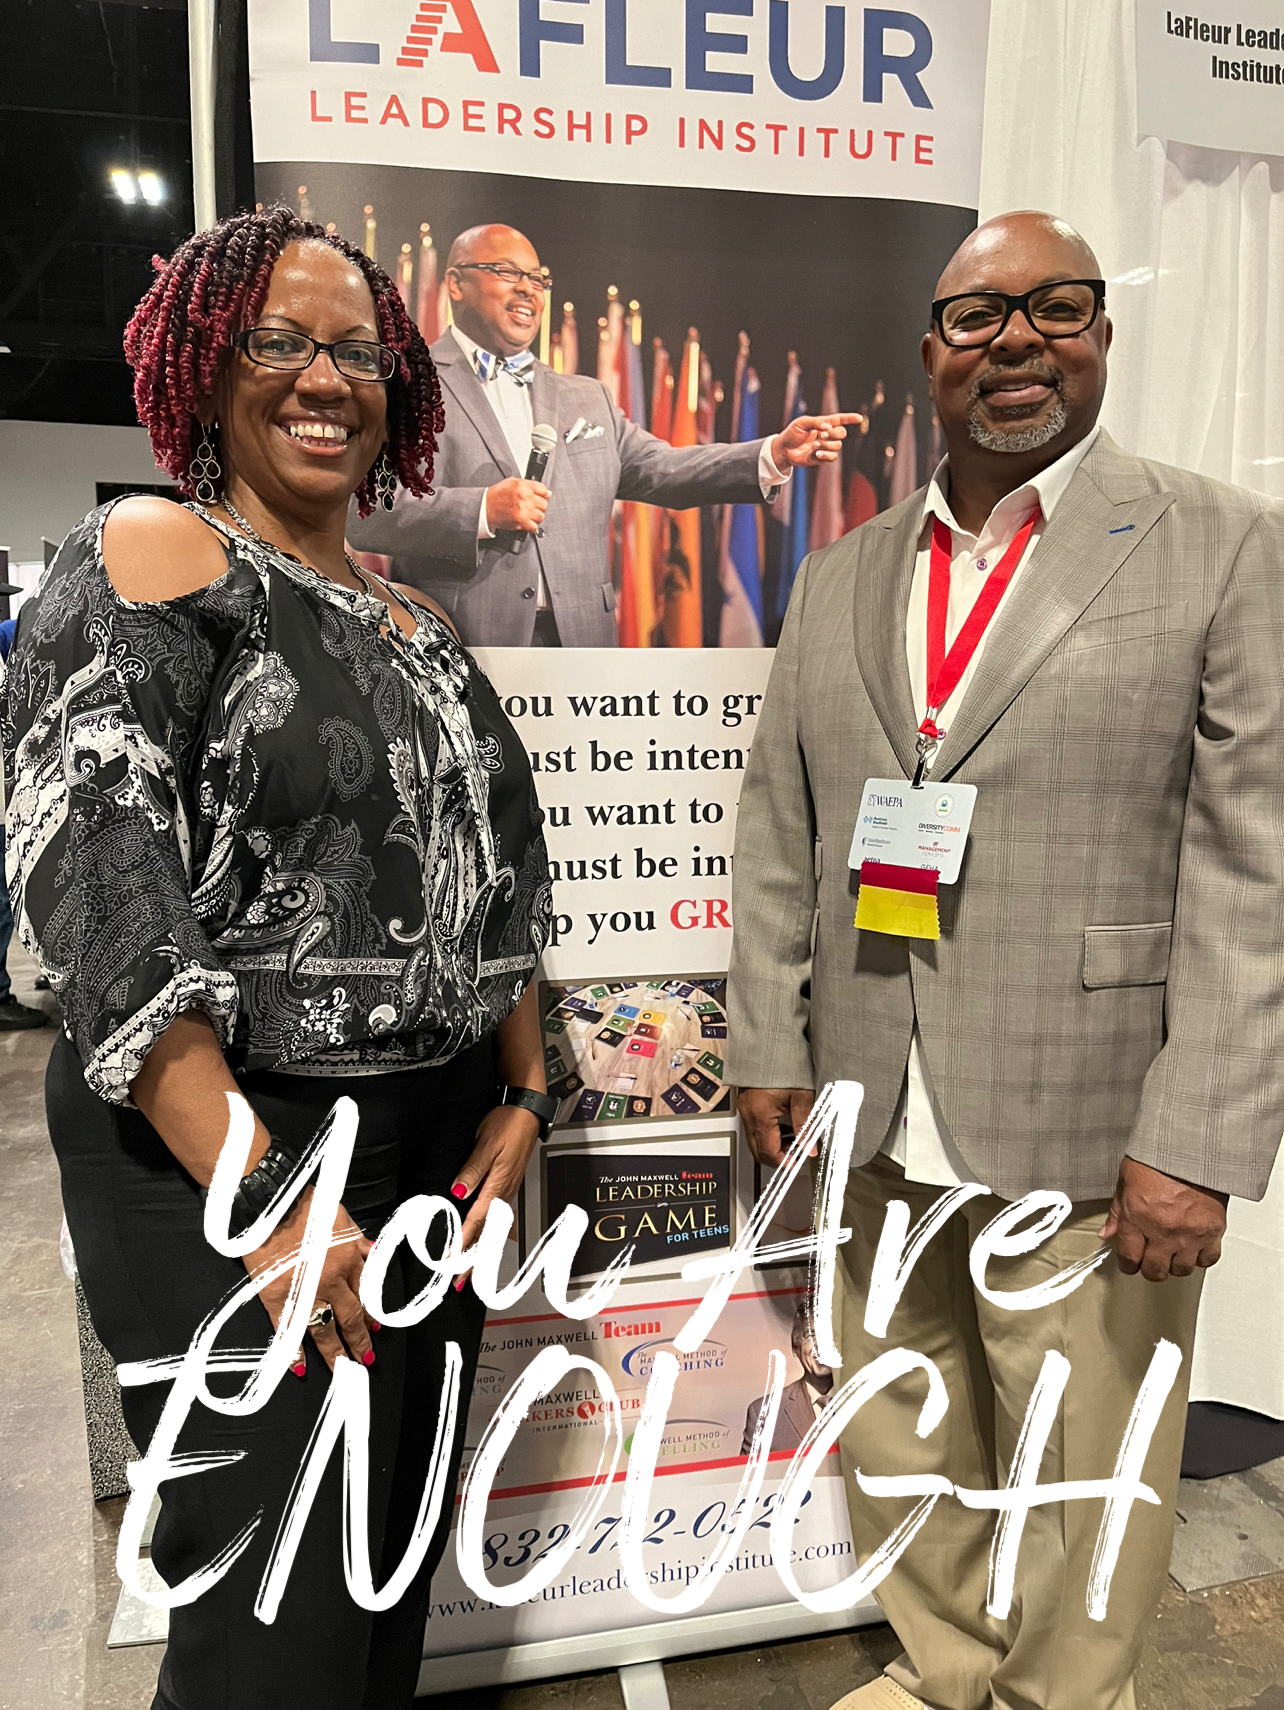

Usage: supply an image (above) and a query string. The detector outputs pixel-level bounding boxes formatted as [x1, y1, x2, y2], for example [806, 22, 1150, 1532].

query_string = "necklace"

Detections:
[219, 496, 368, 594]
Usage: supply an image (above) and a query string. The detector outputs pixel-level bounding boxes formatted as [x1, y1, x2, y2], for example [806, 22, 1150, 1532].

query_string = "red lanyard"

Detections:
[912, 510, 1037, 785]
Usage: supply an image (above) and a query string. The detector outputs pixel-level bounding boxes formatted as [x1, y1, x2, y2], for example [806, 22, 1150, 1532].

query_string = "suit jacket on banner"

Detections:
[348, 332, 765, 648]
[726, 432, 1284, 1203]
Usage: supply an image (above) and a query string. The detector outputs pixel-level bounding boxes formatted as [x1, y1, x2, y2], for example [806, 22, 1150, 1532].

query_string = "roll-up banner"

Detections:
[248, 1, 989, 1688]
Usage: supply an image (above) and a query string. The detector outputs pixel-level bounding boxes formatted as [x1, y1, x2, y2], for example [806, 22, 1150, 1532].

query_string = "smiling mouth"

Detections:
[507, 301, 536, 325]
[282, 420, 352, 453]
[978, 370, 1061, 413]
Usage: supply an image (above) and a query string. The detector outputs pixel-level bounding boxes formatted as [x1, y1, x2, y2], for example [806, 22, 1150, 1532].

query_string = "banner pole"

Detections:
[187, 0, 218, 232]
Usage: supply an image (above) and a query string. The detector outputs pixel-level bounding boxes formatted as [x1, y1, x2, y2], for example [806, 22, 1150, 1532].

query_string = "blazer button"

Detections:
[522, 586, 536, 599]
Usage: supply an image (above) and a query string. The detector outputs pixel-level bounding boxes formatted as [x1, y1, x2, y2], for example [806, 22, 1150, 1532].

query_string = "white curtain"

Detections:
[980, 0, 1284, 501]
[982, 1, 1284, 1417]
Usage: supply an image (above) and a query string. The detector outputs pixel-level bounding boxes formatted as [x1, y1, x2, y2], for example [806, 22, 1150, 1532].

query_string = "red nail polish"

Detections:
[454, 1276, 466, 1293]
[362, 1349, 376, 1367]
[291, 1361, 307, 1378]
[371, 1321, 381, 1333]
[451, 1183, 468, 1200]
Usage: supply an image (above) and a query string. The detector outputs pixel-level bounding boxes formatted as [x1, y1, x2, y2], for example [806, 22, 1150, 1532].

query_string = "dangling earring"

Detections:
[375, 450, 397, 512]
[189, 422, 223, 504]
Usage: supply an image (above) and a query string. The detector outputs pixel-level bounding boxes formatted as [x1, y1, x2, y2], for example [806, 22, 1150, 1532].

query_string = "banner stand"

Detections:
[415, 1599, 882, 1699]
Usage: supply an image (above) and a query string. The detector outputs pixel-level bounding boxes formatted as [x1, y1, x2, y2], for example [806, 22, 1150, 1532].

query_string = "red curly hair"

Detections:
[123, 205, 444, 517]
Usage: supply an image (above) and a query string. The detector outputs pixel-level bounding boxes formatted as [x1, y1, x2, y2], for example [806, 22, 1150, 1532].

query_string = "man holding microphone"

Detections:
[348, 223, 855, 647]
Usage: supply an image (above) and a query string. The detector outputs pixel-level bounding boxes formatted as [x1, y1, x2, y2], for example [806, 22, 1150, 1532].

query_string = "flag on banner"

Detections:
[889, 395, 918, 506]
[651, 338, 673, 442]
[415, 224, 440, 344]
[776, 351, 809, 620]
[808, 366, 846, 553]
[662, 328, 703, 648]
[560, 302, 578, 375]
[845, 468, 879, 530]
[599, 287, 625, 403]
[615, 302, 656, 648]
[718, 333, 765, 647]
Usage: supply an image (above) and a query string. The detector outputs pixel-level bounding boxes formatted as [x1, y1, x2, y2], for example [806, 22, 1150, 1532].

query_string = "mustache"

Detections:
[970, 359, 1063, 403]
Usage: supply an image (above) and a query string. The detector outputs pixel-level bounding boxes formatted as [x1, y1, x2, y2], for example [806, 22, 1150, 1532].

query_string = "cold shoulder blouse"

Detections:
[0, 501, 551, 1103]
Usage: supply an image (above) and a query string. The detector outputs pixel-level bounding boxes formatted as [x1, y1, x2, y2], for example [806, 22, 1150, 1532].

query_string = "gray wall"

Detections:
[0, 421, 168, 566]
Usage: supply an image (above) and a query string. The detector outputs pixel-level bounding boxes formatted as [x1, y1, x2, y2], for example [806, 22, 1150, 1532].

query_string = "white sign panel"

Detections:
[474, 648, 775, 980]
[249, 0, 991, 208]
[1135, 1, 1284, 155]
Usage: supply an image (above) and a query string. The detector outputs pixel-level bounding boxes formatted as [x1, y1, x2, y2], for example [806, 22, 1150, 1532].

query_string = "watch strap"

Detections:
[501, 1085, 559, 1136]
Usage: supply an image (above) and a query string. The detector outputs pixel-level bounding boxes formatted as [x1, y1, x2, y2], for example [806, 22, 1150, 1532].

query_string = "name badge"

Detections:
[847, 779, 977, 939]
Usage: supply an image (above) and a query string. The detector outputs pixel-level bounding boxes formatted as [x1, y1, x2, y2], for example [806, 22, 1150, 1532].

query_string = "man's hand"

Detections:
[486, 478, 549, 534]
[739, 1086, 817, 1167]
[1098, 1156, 1228, 1281]
[771, 413, 864, 470]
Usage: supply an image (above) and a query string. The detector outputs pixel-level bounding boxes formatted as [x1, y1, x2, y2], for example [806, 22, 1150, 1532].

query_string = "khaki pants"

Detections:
[835, 1154, 1203, 1710]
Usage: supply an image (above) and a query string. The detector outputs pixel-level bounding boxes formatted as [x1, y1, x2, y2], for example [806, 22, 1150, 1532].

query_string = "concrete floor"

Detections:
[3, 942, 1284, 1710]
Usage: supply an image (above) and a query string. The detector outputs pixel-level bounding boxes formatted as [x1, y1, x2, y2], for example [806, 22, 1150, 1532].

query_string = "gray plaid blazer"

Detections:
[726, 432, 1284, 1202]
[347, 332, 764, 647]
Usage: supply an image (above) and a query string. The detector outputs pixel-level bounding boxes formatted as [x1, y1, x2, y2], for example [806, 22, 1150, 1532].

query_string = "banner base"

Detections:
[415, 1599, 883, 1696]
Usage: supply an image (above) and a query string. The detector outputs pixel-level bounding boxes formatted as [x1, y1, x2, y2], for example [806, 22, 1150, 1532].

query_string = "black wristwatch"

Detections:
[500, 1085, 559, 1139]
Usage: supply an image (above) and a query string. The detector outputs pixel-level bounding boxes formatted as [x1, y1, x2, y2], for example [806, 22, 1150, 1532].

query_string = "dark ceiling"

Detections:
[0, 0, 250, 425]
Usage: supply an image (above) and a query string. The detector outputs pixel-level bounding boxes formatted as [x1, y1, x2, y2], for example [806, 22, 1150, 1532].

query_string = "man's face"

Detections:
[796, 1332, 832, 1381]
[446, 230, 546, 357]
[922, 224, 1111, 463]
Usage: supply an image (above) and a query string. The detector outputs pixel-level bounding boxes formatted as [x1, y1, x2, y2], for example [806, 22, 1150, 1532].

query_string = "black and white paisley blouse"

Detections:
[0, 501, 551, 1104]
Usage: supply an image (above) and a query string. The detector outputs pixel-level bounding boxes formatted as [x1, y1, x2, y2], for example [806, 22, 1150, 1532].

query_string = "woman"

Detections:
[1, 207, 554, 1708]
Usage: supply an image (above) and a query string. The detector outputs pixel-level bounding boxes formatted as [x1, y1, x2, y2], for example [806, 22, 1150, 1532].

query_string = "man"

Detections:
[741, 1299, 834, 1454]
[727, 211, 1284, 1710]
[0, 612, 48, 1030]
[347, 224, 855, 646]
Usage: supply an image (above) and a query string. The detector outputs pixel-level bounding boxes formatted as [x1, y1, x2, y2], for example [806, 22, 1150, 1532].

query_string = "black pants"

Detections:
[48, 1033, 493, 1710]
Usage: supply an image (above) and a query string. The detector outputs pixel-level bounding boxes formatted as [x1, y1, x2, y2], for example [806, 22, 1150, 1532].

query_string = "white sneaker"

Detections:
[829, 1679, 927, 1710]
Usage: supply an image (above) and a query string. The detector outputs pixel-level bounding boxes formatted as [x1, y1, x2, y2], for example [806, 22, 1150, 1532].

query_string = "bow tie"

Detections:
[474, 348, 536, 387]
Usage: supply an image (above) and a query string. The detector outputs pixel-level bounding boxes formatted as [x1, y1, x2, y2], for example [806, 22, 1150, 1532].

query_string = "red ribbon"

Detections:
[921, 510, 1038, 739]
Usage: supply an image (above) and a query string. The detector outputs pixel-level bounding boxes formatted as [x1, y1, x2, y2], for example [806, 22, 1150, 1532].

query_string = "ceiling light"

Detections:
[136, 170, 165, 206]
[110, 168, 138, 204]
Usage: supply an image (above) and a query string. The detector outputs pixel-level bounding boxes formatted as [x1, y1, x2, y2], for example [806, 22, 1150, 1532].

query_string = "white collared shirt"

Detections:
[882, 424, 1101, 1190]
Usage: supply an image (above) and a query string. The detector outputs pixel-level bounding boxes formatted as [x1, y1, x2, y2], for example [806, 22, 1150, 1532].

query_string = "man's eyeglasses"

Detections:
[931, 279, 1106, 348]
[452, 262, 551, 293]
[235, 327, 398, 382]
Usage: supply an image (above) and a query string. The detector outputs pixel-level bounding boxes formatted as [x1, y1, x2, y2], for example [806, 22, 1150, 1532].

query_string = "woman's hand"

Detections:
[243, 1190, 375, 1374]
[452, 1105, 541, 1254]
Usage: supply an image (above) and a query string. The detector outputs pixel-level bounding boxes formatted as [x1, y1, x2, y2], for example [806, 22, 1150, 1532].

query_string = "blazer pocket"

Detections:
[1069, 600, 1189, 653]
[1083, 922, 1172, 989]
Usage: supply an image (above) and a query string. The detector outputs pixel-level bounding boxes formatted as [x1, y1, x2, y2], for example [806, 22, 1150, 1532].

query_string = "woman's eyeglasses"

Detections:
[235, 327, 398, 382]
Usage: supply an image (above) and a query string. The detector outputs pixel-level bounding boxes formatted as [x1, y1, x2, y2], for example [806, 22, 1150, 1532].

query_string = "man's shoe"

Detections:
[0, 997, 50, 1030]
[830, 1680, 927, 1710]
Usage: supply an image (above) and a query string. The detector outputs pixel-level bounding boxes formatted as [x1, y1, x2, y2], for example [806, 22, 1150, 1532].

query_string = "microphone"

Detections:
[510, 423, 558, 553]
[526, 422, 557, 483]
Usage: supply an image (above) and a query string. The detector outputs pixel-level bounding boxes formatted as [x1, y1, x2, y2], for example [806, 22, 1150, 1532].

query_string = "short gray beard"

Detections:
[967, 393, 1068, 454]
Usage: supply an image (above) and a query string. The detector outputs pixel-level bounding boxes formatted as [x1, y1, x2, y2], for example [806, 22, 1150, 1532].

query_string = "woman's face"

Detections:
[211, 239, 390, 515]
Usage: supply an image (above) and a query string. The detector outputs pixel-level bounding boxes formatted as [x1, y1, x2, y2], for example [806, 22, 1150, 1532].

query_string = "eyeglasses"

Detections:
[452, 262, 551, 293]
[234, 327, 398, 382]
[931, 279, 1106, 348]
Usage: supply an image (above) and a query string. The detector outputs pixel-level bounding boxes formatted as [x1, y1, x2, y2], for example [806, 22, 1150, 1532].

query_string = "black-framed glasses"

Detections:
[452, 262, 551, 293]
[235, 327, 398, 381]
[931, 279, 1106, 348]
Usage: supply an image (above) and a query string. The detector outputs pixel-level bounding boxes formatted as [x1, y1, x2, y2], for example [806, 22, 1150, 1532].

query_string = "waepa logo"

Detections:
[306, 1, 938, 109]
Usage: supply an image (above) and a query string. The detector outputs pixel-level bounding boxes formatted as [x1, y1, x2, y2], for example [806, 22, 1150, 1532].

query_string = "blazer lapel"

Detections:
[853, 497, 925, 782]
[431, 335, 521, 479]
[933, 437, 1177, 779]
[529, 361, 562, 471]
